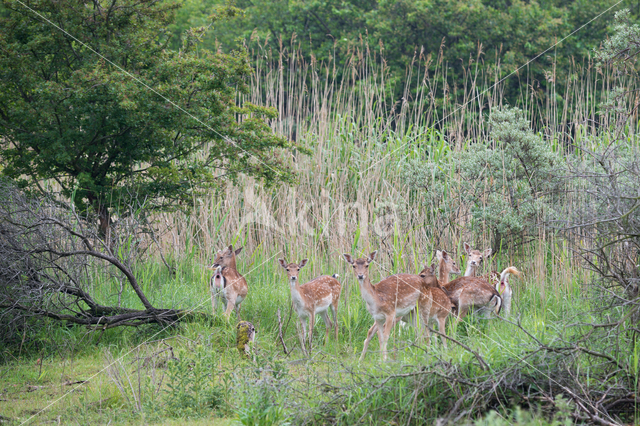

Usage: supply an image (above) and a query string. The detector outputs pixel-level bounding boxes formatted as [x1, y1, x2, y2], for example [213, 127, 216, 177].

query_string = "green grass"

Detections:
[1, 249, 585, 425]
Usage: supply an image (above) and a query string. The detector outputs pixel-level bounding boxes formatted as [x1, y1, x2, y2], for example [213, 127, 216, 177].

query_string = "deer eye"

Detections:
[286, 268, 290, 272]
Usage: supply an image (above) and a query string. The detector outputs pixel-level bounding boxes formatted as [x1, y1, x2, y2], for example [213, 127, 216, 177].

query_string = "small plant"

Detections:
[164, 345, 224, 418]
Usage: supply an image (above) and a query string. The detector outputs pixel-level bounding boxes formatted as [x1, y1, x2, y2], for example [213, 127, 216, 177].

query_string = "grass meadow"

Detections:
[1, 42, 637, 424]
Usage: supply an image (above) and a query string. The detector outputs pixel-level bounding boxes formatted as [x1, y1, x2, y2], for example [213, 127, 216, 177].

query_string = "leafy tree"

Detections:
[173, 0, 621, 111]
[0, 0, 299, 237]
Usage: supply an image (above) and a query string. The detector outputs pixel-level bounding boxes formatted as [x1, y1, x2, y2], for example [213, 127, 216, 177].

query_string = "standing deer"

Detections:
[463, 243, 521, 317]
[342, 251, 425, 361]
[416, 263, 454, 348]
[278, 258, 341, 351]
[438, 250, 502, 321]
[209, 245, 248, 320]
[374, 259, 457, 348]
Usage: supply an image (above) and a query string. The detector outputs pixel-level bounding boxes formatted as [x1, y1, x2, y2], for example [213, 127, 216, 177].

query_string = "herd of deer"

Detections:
[208, 243, 521, 361]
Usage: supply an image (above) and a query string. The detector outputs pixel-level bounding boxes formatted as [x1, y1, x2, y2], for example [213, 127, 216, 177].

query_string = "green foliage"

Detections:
[233, 352, 290, 426]
[403, 107, 563, 248]
[596, 8, 640, 71]
[171, 0, 619, 108]
[0, 0, 299, 231]
[164, 345, 225, 417]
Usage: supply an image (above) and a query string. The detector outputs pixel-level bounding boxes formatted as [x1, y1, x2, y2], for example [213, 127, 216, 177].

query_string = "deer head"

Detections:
[436, 250, 461, 274]
[278, 258, 309, 283]
[463, 242, 492, 275]
[210, 245, 243, 270]
[342, 251, 378, 282]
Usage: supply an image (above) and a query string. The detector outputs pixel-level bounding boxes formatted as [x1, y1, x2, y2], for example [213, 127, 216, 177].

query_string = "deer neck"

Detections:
[289, 280, 309, 312]
[358, 275, 380, 308]
[464, 263, 477, 277]
[439, 260, 450, 284]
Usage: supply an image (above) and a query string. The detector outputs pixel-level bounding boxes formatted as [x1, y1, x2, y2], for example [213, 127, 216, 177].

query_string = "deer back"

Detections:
[372, 274, 423, 313]
[299, 275, 341, 306]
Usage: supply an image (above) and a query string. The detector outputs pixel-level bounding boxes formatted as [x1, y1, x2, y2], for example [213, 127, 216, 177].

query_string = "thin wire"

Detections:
[19, 251, 281, 425]
[362, 0, 625, 174]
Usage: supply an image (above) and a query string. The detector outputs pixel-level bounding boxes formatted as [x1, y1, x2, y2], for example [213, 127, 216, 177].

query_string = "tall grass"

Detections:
[153, 40, 631, 298]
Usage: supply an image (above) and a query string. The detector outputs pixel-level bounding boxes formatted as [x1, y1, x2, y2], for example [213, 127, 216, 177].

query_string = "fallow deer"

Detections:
[209, 245, 248, 320]
[278, 258, 341, 351]
[416, 263, 454, 348]
[438, 250, 502, 321]
[380, 260, 457, 348]
[462, 243, 521, 317]
[343, 251, 425, 361]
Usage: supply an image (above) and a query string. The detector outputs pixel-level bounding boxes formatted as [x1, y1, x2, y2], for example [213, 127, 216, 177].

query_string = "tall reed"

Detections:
[161, 38, 636, 290]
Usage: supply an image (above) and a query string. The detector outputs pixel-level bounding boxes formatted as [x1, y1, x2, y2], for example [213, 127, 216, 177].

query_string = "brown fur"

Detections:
[278, 259, 341, 351]
[209, 245, 248, 320]
[437, 249, 502, 321]
[343, 251, 424, 361]
[417, 264, 453, 347]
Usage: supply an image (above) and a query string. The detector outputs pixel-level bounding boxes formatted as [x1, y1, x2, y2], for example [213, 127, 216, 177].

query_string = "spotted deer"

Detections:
[209, 245, 248, 320]
[343, 251, 425, 361]
[438, 250, 502, 321]
[278, 259, 341, 351]
[416, 263, 454, 347]
[375, 259, 457, 348]
[463, 243, 521, 317]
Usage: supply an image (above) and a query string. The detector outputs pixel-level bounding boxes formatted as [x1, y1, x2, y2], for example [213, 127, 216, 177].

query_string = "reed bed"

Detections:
[156, 40, 632, 298]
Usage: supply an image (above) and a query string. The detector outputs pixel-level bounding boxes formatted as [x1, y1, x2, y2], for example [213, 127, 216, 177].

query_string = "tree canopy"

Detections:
[0, 0, 299, 235]
[170, 0, 626, 106]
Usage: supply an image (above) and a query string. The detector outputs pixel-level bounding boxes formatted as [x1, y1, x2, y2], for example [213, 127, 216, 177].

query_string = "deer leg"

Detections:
[332, 303, 339, 342]
[380, 316, 395, 361]
[321, 311, 331, 345]
[437, 315, 447, 349]
[456, 303, 469, 323]
[359, 323, 378, 361]
[299, 319, 307, 354]
[211, 291, 217, 316]
[223, 291, 236, 320]
[308, 313, 315, 351]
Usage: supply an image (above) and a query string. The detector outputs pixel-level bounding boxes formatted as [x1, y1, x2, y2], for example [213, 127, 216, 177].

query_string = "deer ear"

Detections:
[441, 250, 449, 259]
[342, 254, 354, 264]
[299, 259, 309, 268]
[436, 250, 443, 260]
[464, 242, 471, 254]
[368, 251, 378, 262]
[278, 258, 287, 269]
[483, 248, 492, 258]
[235, 246, 243, 256]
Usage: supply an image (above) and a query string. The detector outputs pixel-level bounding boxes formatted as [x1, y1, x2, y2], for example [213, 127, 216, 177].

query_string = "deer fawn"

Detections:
[438, 250, 502, 321]
[343, 251, 425, 361]
[209, 245, 248, 320]
[416, 263, 454, 348]
[278, 259, 341, 352]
